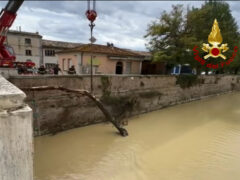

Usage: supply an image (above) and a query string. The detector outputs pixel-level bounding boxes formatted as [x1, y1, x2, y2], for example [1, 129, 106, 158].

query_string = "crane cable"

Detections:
[93, 0, 96, 11]
[87, 0, 96, 11]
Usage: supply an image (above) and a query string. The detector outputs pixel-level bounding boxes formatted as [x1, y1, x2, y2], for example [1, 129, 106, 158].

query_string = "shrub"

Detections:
[176, 74, 200, 89]
[101, 76, 111, 97]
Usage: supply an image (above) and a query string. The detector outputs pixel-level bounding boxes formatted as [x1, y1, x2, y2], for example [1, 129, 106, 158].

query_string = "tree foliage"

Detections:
[145, 1, 240, 74]
[145, 5, 187, 66]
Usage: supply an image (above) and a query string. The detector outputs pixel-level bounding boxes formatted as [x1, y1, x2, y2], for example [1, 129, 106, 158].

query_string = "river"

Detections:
[34, 92, 240, 180]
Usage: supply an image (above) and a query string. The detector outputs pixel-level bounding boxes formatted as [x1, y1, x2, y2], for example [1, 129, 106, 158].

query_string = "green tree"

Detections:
[145, 1, 240, 74]
[186, 1, 239, 74]
[145, 5, 188, 74]
[228, 42, 240, 74]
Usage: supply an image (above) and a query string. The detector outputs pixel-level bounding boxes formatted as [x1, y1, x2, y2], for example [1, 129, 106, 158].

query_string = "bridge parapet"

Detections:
[0, 75, 33, 180]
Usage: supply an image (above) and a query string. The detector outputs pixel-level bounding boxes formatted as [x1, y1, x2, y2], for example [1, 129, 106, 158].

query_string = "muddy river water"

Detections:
[34, 92, 240, 180]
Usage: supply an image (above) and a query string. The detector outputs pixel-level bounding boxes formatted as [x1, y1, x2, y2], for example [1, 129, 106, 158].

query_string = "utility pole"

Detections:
[86, 0, 97, 93]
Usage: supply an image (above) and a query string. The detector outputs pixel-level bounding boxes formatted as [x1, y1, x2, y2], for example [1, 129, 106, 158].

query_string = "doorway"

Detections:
[115, 61, 123, 74]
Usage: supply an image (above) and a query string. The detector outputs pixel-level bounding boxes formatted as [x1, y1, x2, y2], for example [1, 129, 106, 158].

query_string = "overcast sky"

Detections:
[1, 1, 240, 51]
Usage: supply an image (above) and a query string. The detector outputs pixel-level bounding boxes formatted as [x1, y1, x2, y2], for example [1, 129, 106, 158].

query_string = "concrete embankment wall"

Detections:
[0, 68, 18, 79]
[9, 75, 240, 136]
[0, 76, 33, 180]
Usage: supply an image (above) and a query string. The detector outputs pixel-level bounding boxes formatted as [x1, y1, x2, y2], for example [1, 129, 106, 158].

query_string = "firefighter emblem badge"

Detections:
[202, 19, 229, 60]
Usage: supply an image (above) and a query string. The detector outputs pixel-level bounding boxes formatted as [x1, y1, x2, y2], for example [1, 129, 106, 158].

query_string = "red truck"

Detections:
[14, 60, 36, 74]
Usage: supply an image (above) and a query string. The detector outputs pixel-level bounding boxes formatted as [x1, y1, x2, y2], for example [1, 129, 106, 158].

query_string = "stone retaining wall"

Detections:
[9, 75, 240, 136]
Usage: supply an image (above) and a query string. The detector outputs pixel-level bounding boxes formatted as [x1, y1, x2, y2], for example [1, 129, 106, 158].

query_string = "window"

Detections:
[76, 54, 82, 66]
[126, 62, 132, 74]
[45, 50, 55, 56]
[5, 45, 14, 55]
[45, 63, 56, 69]
[62, 59, 65, 70]
[25, 50, 32, 56]
[25, 38, 31, 45]
[94, 65, 99, 74]
[68, 59, 72, 69]
[63, 59, 68, 70]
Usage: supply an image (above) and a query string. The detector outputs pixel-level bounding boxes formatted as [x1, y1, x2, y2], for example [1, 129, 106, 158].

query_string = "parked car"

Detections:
[171, 64, 195, 75]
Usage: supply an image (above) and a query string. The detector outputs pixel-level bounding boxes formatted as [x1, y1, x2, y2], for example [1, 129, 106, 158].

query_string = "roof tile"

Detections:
[57, 44, 144, 57]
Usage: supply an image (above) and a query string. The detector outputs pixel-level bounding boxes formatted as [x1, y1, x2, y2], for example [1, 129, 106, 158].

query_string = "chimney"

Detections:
[107, 42, 114, 48]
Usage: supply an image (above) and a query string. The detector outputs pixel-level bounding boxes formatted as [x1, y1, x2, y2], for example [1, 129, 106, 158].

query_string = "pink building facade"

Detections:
[56, 44, 145, 75]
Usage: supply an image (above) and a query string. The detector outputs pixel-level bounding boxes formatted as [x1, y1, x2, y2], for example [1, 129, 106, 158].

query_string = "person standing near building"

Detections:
[53, 64, 62, 75]
[38, 65, 46, 75]
[32, 66, 38, 75]
[17, 64, 24, 75]
[68, 65, 76, 75]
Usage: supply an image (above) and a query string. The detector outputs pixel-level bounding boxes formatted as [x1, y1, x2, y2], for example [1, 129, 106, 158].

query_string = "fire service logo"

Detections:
[193, 19, 238, 69]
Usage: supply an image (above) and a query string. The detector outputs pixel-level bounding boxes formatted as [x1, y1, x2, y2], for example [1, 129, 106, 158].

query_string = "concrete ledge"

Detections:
[0, 75, 26, 110]
[8, 74, 230, 79]
[0, 68, 18, 79]
[9, 74, 173, 79]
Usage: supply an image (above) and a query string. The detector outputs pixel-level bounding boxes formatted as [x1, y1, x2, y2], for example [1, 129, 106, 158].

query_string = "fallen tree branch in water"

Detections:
[21, 86, 128, 137]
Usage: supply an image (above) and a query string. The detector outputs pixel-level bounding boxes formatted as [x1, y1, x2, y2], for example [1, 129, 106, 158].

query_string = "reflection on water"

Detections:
[34, 92, 240, 180]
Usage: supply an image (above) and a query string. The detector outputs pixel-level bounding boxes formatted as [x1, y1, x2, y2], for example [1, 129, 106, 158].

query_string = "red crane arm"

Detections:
[0, 0, 24, 67]
[0, 0, 24, 45]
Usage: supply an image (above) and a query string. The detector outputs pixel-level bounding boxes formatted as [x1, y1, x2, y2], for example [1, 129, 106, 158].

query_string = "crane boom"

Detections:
[5, 0, 24, 13]
[0, 0, 24, 67]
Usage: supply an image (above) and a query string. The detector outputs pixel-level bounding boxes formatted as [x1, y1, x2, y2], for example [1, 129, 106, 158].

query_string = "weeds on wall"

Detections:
[140, 81, 145, 87]
[176, 75, 202, 89]
[101, 95, 135, 111]
[214, 76, 221, 84]
[101, 76, 111, 97]
[101, 95, 137, 120]
[100, 76, 136, 119]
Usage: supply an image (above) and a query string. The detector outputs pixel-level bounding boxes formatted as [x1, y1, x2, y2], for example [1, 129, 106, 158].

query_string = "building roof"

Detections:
[8, 30, 42, 38]
[131, 51, 151, 57]
[57, 44, 144, 57]
[126, 50, 152, 60]
[42, 39, 82, 49]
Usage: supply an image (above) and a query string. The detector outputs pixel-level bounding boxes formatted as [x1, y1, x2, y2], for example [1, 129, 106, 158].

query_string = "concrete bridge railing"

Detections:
[0, 75, 33, 180]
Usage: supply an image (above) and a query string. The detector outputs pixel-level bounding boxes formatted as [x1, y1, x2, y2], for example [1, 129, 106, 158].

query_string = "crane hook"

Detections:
[86, 0, 97, 23]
